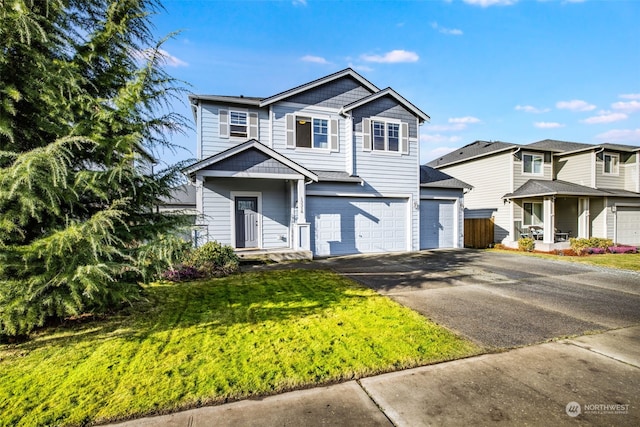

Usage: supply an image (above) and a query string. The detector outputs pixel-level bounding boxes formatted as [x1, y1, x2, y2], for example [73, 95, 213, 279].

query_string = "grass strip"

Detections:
[491, 249, 640, 272]
[0, 269, 479, 426]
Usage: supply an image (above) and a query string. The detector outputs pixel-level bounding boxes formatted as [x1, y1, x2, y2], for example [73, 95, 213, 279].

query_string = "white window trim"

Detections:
[370, 117, 402, 154]
[229, 109, 249, 138]
[523, 200, 544, 226]
[293, 114, 332, 151]
[603, 153, 620, 175]
[522, 152, 544, 175]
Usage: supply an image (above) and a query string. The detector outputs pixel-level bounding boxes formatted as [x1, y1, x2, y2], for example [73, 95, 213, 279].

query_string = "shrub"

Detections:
[185, 241, 239, 277]
[518, 237, 535, 252]
[608, 246, 638, 254]
[588, 247, 606, 255]
[161, 265, 203, 282]
[570, 237, 613, 255]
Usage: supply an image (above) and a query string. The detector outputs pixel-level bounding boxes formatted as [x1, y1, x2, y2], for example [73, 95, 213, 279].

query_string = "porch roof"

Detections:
[313, 170, 363, 183]
[503, 179, 609, 200]
[182, 139, 318, 182]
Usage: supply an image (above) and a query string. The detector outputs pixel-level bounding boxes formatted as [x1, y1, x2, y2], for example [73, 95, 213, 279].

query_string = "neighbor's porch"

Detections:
[508, 195, 598, 251]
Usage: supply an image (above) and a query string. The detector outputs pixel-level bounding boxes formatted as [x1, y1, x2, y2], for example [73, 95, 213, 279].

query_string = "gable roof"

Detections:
[159, 183, 196, 207]
[259, 68, 379, 107]
[182, 139, 318, 182]
[527, 139, 640, 155]
[420, 166, 472, 189]
[341, 87, 430, 123]
[427, 140, 519, 168]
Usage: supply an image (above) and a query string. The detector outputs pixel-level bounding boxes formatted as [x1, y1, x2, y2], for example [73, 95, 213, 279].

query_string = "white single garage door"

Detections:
[307, 197, 408, 257]
[420, 199, 455, 249]
[616, 206, 640, 246]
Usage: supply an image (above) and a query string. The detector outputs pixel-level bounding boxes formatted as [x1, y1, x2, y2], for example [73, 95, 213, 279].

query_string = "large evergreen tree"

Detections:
[0, 0, 189, 336]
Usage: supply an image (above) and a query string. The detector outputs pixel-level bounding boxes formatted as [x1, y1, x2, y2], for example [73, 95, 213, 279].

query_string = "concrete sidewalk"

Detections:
[111, 326, 639, 426]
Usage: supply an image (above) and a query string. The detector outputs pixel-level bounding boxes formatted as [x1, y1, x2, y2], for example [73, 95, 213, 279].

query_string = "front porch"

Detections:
[235, 247, 313, 262]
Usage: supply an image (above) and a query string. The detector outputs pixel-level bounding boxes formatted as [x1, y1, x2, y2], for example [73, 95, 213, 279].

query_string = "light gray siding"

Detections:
[596, 159, 626, 189]
[555, 152, 592, 186]
[202, 178, 289, 249]
[271, 105, 346, 171]
[439, 151, 513, 243]
[590, 198, 606, 239]
[200, 104, 269, 158]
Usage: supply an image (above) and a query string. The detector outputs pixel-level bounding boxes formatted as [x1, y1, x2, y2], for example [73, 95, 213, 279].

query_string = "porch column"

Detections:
[578, 198, 590, 238]
[543, 196, 554, 243]
[297, 179, 306, 223]
[294, 179, 311, 251]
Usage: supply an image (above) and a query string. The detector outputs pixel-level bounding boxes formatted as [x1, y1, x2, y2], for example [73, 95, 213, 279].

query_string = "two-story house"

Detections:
[428, 139, 640, 249]
[182, 69, 470, 258]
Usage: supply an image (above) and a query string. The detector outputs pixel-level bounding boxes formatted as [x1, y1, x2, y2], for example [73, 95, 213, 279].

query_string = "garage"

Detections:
[307, 196, 408, 257]
[616, 206, 640, 246]
[420, 199, 455, 249]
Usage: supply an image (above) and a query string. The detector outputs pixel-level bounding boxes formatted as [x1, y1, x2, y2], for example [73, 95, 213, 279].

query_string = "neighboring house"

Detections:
[182, 68, 469, 257]
[428, 139, 640, 249]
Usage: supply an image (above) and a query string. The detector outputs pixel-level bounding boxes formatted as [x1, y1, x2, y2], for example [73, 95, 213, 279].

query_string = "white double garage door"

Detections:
[307, 196, 456, 257]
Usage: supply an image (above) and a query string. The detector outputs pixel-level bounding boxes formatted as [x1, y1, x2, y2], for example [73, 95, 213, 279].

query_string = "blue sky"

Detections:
[150, 0, 640, 166]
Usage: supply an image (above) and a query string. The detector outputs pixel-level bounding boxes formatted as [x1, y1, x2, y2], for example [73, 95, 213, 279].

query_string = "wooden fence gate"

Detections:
[464, 218, 494, 248]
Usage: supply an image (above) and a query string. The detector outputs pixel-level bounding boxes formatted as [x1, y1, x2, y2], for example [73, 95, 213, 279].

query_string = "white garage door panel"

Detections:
[308, 197, 407, 256]
[421, 200, 455, 249]
[616, 207, 640, 246]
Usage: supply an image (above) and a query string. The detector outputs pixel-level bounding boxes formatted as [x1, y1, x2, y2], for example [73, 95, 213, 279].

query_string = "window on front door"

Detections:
[523, 153, 543, 175]
[523, 202, 543, 226]
[603, 153, 619, 175]
[295, 116, 329, 149]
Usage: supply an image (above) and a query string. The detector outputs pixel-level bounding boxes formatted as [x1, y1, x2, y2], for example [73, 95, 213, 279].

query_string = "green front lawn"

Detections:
[0, 269, 479, 427]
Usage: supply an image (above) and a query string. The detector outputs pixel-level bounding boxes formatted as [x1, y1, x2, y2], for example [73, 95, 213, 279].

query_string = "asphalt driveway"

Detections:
[323, 250, 640, 349]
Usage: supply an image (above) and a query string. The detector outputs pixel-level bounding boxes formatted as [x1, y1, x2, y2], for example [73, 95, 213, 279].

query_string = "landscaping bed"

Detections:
[0, 269, 479, 427]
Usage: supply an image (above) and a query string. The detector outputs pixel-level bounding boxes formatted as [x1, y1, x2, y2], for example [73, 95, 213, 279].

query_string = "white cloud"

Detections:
[431, 22, 463, 36]
[421, 134, 463, 145]
[463, 0, 517, 7]
[619, 93, 640, 100]
[154, 49, 189, 67]
[595, 128, 640, 143]
[292, 0, 307, 6]
[515, 105, 550, 114]
[534, 122, 565, 129]
[611, 100, 640, 113]
[429, 124, 466, 132]
[556, 99, 596, 112]
[348, 63, 373, 73]
[581, 111, 628, 124]
[361, 50, 419, 63]
[449, 116, 481, 124]
[301, 55, 329, 64]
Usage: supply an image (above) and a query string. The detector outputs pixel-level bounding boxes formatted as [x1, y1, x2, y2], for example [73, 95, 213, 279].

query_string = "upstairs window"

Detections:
[523, 153, 543, 175]
[372, 120, 401, 152]
[295, 116, 329, 149]
[229, 111, 248, 137]
[219, 109, 258, 139]
[603, 153, 619, 175]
